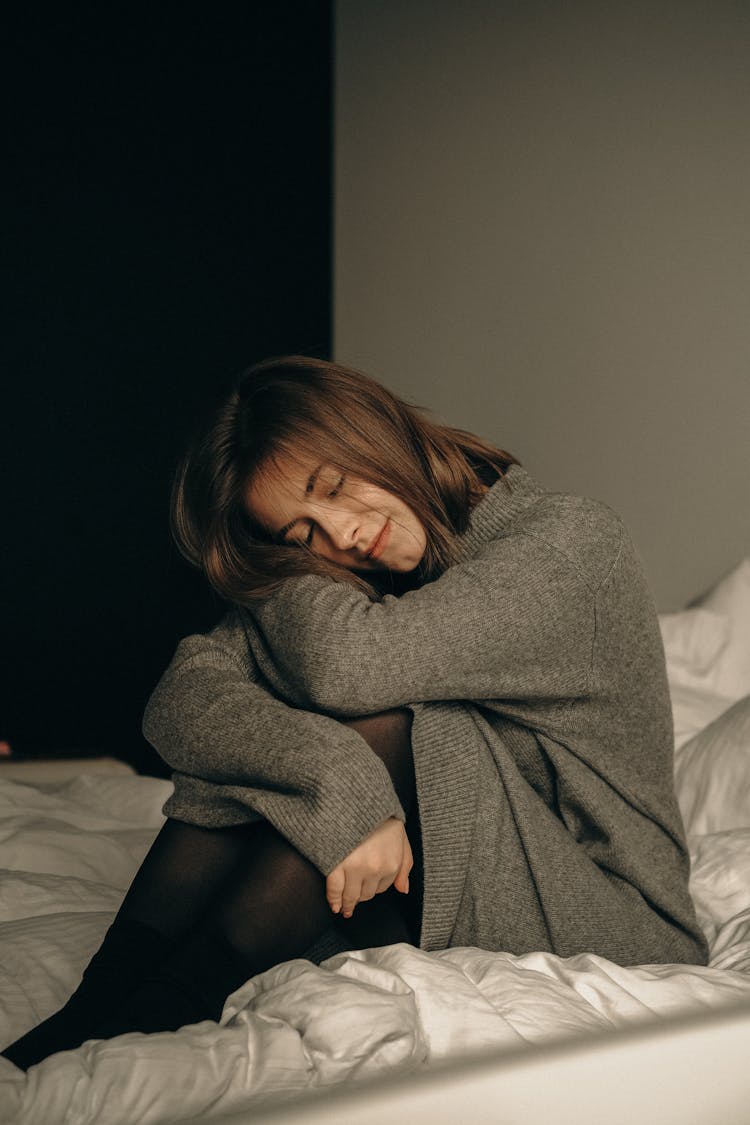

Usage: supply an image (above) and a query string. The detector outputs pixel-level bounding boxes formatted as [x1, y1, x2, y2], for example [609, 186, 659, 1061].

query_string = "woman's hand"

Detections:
[326, 817, 413, 918]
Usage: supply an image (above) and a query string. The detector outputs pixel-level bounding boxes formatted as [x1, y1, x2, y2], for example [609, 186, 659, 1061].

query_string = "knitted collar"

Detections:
[455, 464, 545, 562]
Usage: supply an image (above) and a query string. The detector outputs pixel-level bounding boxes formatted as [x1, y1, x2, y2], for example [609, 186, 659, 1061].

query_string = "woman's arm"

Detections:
[248, 530, 600, 717]
[143, 611, 405, 874]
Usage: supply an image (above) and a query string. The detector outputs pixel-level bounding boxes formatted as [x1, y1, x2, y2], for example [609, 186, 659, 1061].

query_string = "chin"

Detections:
[388, 558, 423, 575]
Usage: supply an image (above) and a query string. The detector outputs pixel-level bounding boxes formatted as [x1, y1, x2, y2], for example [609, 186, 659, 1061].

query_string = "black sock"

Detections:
[91, 928, 253, 1038]
[2, 919, 174, 1070]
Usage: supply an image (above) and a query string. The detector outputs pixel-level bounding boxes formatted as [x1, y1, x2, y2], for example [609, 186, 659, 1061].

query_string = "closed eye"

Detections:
[280, 469, 344, 549]
[283, 522, 315, 548]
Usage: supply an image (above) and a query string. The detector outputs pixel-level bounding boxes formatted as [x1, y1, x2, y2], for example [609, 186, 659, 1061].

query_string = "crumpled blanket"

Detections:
[3, 940, 750, 1125]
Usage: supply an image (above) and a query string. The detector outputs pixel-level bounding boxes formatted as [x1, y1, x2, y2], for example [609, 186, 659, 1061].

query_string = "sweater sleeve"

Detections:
[248, 531, 599, 718]
[142, 611, 405, 874]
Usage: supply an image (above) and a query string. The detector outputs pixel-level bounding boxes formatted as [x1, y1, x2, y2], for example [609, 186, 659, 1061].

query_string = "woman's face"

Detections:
[245, 454, 427, 574]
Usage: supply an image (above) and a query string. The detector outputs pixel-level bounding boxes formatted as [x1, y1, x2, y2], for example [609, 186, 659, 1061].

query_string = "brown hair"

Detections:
[172, 355, 518, 603]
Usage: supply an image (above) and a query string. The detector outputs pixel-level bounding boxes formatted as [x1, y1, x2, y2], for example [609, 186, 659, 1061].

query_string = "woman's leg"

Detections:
[91, 710, 421, 1039]
[3, 709, 421, 1064]
[90, 820, 400, 1038]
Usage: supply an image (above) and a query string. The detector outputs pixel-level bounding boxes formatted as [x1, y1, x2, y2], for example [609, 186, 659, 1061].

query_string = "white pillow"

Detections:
[667, 682, 734, 752]
[674, 694, 750, 835]
[660, 557, 750, 704]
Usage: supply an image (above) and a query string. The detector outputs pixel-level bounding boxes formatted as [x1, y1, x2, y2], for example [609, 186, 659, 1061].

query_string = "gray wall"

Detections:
[334, 0, 749, 610]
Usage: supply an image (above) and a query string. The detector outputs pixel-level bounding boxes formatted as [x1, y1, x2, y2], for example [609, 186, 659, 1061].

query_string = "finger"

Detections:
[341, 875, 363, 919]
[393, 836, 414, 895]
[326, 867, 346, 914]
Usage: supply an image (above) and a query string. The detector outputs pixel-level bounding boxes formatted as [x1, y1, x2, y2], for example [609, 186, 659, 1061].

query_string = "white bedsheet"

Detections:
[2, 559, 749, 1124]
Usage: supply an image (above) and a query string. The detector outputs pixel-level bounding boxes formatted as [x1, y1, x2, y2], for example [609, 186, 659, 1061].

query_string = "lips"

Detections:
[367, 519, 391, 561]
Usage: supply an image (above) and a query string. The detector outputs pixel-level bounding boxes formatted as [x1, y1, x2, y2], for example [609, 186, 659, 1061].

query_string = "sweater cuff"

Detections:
[166, 771, 405, 877]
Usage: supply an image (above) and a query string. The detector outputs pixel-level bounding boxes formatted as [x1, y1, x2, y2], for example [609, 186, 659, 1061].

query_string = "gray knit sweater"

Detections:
[143, 466, 707, 966]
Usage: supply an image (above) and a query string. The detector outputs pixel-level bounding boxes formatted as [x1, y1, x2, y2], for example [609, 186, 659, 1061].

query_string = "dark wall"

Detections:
[2, 4, 332, 773]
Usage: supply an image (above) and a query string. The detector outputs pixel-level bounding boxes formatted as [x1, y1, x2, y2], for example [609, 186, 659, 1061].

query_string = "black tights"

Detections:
[2, 710, 422, 1069]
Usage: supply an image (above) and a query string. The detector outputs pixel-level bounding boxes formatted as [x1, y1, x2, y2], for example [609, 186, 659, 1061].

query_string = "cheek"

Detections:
[398, 508, 427, 560]
[403, 504, 426, 541]
[357, 483, 389, 510]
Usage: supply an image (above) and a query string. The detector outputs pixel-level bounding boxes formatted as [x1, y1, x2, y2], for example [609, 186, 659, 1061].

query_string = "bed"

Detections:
[2, 558, 750, 1125]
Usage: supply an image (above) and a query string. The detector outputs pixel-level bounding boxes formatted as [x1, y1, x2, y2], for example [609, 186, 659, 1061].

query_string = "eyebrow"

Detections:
[276, 464, 321, 540]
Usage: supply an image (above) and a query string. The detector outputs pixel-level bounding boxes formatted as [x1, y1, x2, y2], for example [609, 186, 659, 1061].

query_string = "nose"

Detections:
[323, 508, 359, 552]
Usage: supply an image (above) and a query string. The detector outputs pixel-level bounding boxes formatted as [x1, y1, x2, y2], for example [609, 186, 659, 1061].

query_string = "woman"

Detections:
[3, 355, 707, 1069]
